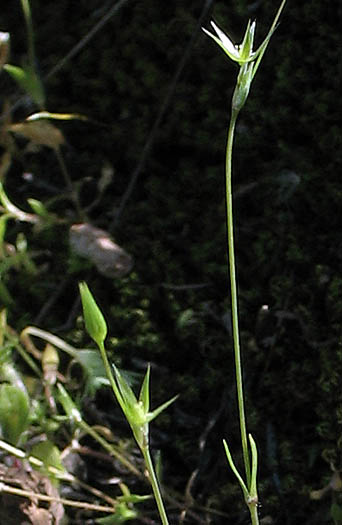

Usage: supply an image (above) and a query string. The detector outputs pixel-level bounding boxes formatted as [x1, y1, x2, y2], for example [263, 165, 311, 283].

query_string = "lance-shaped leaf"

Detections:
[145, 394, 179, 424]
[248, 433, 258, 501]
[223, 439, 249, 501]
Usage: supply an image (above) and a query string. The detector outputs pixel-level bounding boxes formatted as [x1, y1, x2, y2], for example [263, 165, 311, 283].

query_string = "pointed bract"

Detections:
[139, 365, 150, 413]
[112, 364, 137, 416]
[145, 395, 179, 424]
[239, 20, 255, 62]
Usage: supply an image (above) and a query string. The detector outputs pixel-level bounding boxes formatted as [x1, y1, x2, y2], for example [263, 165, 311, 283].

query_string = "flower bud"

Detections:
[79, 282, 107, 347]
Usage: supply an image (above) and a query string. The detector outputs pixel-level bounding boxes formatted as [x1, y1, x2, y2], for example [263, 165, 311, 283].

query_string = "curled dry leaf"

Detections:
[69, 223, 133, 278]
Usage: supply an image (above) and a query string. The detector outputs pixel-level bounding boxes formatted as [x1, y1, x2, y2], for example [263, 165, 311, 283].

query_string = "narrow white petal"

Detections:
[210, 21, 239, 58]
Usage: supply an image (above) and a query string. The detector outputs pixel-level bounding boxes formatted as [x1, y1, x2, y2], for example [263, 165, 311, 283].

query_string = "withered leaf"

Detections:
[9, 121, 65, 150]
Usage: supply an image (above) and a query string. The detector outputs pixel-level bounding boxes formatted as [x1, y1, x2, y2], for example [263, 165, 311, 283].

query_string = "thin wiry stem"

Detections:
[225, 108, 251, 486]
[142, 446, 169, 525]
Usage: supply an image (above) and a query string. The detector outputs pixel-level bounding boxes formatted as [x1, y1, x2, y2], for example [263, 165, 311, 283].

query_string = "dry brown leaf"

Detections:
[23, 504, 53, 525]
[9, 121, 65, 149]
[0, 462, 64, 525]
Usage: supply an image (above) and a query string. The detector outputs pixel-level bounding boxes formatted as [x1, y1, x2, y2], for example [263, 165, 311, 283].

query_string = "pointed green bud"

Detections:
[79, 281, 107, 347]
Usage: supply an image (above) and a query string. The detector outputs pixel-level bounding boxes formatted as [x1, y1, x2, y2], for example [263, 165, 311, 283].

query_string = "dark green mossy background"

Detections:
[1, 0, 341, 523]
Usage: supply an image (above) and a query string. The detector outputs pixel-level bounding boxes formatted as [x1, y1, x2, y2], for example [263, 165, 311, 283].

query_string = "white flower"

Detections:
[203, 19, 271, 67]
[202, 0, 286, 112]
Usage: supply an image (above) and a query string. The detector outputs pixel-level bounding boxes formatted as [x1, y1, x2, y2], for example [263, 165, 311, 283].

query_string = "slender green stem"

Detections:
[225, 108, 251, 486]
[248, 502, 259, 525]
[98, 342, 126, 416]
[141, 446, 169, 525]
[21, 0, 35, 69]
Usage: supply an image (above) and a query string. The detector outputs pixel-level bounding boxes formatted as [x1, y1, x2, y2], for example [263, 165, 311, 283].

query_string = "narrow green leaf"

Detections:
[223, 439, 249, 500]
[249, 434, 258, 497]
[20, 0, 35, 71]
[251, 0, 286, 81]
[146, 394, 179, 424]
[4, 64, 45, 107]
